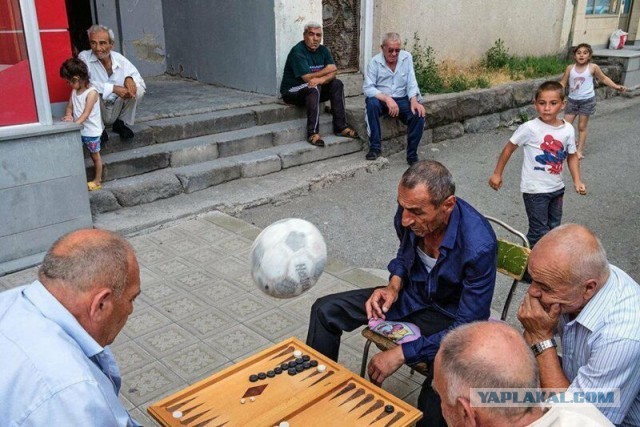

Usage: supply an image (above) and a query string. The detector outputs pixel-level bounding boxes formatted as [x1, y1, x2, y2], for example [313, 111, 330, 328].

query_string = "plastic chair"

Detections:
[359, 215, 530, 378]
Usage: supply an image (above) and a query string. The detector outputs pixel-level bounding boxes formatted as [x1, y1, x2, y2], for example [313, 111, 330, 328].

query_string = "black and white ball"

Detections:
[250, 218, 327, 298]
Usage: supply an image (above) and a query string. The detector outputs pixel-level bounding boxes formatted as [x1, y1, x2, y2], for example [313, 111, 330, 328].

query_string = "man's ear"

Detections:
[442, 195, 456, 212]
[582, 278, 598, 301]
[89, 288, 113, 322]
[458, 396, 478, 427]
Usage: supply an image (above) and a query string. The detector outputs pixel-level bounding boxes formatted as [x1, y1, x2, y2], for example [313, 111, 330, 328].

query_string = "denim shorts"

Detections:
[81, 135, 101, 153]
[565, 96, 596, 116]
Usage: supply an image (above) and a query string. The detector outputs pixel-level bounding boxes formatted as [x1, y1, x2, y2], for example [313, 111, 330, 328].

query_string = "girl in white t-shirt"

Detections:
[560, 43, 626, 159]
[60, 58, 104, 191]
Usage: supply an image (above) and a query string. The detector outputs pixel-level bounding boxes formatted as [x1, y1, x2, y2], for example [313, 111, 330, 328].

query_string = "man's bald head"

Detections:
[39, 229, 135, 297]
[530, 224, 609, 287]
[435, 322, 539, 420]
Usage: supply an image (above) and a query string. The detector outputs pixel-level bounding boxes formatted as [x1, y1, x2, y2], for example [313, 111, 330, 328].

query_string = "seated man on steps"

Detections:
[363, 32, 426, 165]
[306, 160, 497, 427]
[79, 24, 146, 141]
[280, 21, 358, 147]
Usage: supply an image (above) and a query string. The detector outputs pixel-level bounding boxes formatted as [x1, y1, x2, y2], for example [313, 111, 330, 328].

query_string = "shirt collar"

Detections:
[23, 281, 104, 358]
[374, 50, 409, 67]
[569, 267, 615, 331]
[86, 51, 122, 69]
[440, 201, 461, 250]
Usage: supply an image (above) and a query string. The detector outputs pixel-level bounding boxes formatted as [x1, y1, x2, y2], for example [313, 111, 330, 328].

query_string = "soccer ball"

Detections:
[250, 218, 327, 299]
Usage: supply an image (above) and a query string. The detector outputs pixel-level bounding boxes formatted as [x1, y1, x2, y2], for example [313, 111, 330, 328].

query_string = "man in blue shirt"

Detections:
[0, 229, 141, 426]
[280, 22, 358, 147]
[307, 160, 497, 427]
[363, 32, 426, 165]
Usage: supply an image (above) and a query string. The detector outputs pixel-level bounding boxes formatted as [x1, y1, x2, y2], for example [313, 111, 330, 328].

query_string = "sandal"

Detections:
[87, 181, 102, 191]
[337, 127, 359, 138]
[307, 134, 325, 147]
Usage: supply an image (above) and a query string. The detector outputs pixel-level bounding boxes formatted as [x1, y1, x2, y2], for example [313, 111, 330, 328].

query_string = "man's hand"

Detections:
[385, 98, 399, 118]
[574, 181, 587, 195]
[113, 85, 133, 99]
[365, 286, 399, 320]
[124, 77, 137, 97]
[308, 77, 323, 88]
[367, 345, 404, 386]
[488, 173, 503, 191]
[410, 98, 426, 118]
[517, 293, 560, 345]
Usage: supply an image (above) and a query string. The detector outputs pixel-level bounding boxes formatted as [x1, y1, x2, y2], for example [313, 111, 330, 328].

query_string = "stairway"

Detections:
[88, 100, 365, 215]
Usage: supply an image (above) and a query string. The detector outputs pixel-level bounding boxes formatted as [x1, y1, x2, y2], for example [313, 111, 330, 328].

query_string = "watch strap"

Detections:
[531, 338, 557, 357]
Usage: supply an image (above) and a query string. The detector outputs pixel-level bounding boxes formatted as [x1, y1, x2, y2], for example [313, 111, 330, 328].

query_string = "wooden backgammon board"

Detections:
[148, 337, 422, 427]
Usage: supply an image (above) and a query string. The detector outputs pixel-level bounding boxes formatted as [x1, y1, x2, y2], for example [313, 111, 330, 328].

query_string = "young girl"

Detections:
[60, 58, 104, 191]
[560, 43, 626, 159]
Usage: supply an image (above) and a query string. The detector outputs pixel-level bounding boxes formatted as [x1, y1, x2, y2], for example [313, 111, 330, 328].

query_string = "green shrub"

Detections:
[484, 39, 510, 69]
[408, 34, 446, 93]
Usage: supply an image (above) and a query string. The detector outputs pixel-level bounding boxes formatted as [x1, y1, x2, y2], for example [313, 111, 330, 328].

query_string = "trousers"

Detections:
[100, 84, 145, 126]
[522, 188, 564, 247]
[307, 287, 451, 427]
[282, 79, 347, 137]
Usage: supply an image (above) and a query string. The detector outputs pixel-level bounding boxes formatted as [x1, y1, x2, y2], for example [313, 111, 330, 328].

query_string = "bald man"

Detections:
[0, 229, 141, 426]
[433, 321, 613, 426]
[518, 224, 640, 425]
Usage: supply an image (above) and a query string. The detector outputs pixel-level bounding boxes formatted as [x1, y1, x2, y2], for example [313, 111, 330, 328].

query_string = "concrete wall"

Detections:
[163, 0, 277, 94]
[572, 0, 640, 47]
[275, 0, 323, 94]
[94, 0, 166, 77]
[373, 0, 571, 64]
[0, 124, 93, 274]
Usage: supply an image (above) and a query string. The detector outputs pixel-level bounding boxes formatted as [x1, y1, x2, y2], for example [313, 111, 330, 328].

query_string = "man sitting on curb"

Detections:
[280, 21, 358, 147]
[433, 321, 613, 426]
[363, 32, 426, 165]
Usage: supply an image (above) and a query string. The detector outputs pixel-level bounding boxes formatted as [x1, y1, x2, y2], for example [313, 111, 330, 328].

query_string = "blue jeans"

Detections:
[523, 188, 564, 247]
[365, 96, 425, 162]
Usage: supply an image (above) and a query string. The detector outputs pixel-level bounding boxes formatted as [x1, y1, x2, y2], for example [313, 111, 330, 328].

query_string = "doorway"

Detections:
[65, 0, 94, 55]
[322, 0, 361, 72]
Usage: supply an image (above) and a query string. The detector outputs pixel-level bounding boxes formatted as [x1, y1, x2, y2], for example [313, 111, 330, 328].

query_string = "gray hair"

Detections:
[39, 230, 133, 297]
[87, 24, 115, 44]
[381, 32, 402, 47]
[439, 322, 540, 420]
[304, 22, 322, 33]
[400, 160, 455, 206]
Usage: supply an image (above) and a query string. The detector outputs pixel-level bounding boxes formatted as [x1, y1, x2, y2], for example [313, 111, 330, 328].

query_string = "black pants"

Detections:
[282, 79, 347, 137]
[307, 288, 452, 427]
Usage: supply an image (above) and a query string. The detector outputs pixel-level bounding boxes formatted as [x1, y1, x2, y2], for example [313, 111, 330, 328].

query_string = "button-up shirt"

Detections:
[386, 198, 497, 365]
[0, 281, 140, 426]
[78, 50, 146, 103]
[559, 265, 640, 426]
[363, 50, 422, 101]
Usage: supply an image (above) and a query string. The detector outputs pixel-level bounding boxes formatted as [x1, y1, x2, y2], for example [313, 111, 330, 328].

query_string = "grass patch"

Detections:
[408, 36, 570, 94]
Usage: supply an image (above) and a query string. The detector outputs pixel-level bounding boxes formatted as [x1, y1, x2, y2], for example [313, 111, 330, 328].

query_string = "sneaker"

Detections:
[407, 158, 419, 166]
[365, 150, 380, 160]
[112, 119, 134, 139]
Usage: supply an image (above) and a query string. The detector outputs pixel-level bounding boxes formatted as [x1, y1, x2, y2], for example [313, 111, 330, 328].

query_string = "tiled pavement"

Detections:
[0, 211, 426, 426]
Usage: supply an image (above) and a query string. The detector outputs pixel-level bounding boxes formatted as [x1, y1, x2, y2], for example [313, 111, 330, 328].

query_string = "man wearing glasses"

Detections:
[363, 32, 426, 165]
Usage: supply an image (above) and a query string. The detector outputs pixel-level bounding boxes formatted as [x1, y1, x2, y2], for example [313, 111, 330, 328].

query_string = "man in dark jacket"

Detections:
[307, 160, 497, 427]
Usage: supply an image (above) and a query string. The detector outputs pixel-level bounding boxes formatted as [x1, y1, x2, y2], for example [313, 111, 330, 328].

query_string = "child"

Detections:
[560, 43, 626, 159]
[60, 58, 104, 191]
[489, 81, 587, 248]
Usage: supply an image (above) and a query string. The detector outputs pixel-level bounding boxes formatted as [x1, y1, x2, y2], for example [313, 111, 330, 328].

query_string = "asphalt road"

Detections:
[238, 94, 640, 323]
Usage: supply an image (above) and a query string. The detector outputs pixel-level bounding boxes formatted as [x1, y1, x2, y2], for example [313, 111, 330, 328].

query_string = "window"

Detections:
[586, 0, 620, 14]
[0, 0, 51, 130]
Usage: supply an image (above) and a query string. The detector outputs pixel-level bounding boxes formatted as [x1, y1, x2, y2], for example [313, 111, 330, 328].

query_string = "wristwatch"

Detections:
[531, 338, 557, 357]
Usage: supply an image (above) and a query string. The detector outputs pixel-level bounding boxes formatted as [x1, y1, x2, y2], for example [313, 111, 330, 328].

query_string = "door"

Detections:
[322, 0, 360, 72]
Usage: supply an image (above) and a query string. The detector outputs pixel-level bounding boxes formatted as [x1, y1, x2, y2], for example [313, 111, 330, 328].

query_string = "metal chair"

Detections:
[359, 215, 530, 378]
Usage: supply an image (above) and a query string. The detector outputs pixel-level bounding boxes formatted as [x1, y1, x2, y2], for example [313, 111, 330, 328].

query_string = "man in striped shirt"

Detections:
[518, 224, 640, 425]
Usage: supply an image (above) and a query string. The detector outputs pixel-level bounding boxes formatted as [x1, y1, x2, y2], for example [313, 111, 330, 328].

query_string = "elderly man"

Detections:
[433, 321, 613, 426]
[0, 229, 141, 426]
[363, 32, 426, 165]
[518, 224, 640, 425]
[79, 25, 146, 140]
[307, 160, 497, 427]
[280, 22, 358, 147]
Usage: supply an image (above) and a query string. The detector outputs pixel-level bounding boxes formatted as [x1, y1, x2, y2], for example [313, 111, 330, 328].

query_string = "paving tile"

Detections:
[248, 287, 293, 306]
[138, 279, 183, 305]
[112, 329, 131, 346]
[217, 293, 275, 320]
[0, 266, 39, 289]
[137, 324, 199, 359]
[160, 342, 229, 382]
[129, 407, 161, 427]
[195, 225, 234, 244]
[273, 325, 309, 343]
[180, 307, 236, 339]
[189, 277, 241, 305]
[180, 246, 226, 266]
[145, 257, 197, 278]
[139, 266, 162, 286]
[324, 257, 352, 275]
[122, 306, 173, 339]
[121, 361, 186, 406]
[206, 257, 250, 280]
[119, 394, 134, 410]
[173, 218, 217, 235]
[153, 293, 209, 322]
[171, 268, 220, 291]
[338, 268, 388, 289]
[155, 235, 210, 254]
[202, 211, 254, 233]
[228, 270, 257, 293]
[147, 227, 190, 244]
[128, 235, 160, 254]
[214, 236, 253, 256]
[280, 292, 317, 322]
[243, 308, 302, 340]
[311, 277, 359, 298]
[204, 324, 272, 360]
[239, 226, 262, 241]
[112, 340, 157, 375]
[136, 246, 175, 266]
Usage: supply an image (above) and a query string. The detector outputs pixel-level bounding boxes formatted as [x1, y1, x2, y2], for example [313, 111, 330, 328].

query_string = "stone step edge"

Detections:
[90, 135, 364, 212]
[93, 152, 389, 236]
[88, 116, 336, 181]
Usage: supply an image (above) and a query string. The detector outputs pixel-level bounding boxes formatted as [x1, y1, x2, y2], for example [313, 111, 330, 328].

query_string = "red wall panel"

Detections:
[40, 31, 72, 103]
[35, 0, 68, 29]
[0, 60, 38, 126]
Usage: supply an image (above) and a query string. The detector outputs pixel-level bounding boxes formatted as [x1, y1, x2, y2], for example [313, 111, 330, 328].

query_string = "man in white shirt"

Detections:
[363, 32, 426, 165]
[78, 25, 146, 140]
